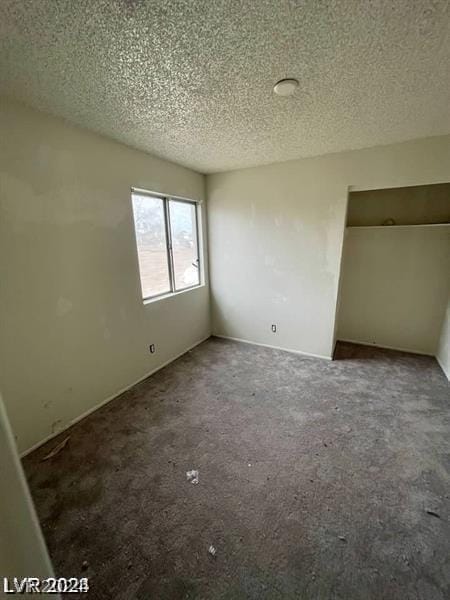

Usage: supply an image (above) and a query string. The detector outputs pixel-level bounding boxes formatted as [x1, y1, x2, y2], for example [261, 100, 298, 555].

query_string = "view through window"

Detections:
[131, 191, 200, 299]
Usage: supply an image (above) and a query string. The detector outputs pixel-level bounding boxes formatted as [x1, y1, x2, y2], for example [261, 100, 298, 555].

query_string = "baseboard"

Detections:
[436, 354, 450, 381]
[214, 334, 332, 361]
[337, 338, 434, 357]
[21, 335, 211, 458]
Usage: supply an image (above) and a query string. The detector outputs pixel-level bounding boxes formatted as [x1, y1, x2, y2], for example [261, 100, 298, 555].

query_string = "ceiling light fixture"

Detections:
[273, 78, 299, 97]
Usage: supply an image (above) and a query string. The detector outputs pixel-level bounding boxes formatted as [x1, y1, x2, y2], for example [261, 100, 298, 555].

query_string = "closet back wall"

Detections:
[0, 100, 210, 454]
[347, 183, 450, 226]
[337, 225, 450, 354]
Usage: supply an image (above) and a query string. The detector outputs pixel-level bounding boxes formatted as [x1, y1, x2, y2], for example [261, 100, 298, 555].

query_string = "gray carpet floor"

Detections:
[24, 338, 450, 599]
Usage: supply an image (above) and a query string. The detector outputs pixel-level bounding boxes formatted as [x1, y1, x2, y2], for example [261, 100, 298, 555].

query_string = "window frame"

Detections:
[131, 187, 202, 302]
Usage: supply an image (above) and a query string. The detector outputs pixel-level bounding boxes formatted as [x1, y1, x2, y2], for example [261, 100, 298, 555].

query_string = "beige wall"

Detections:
[437, 299, 450, 379]
[337, 225, 450, 355]
[207, 135, 450, 359]
[0, 99, 210, 454]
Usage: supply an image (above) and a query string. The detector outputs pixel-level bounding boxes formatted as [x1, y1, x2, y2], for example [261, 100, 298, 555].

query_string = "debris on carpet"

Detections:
[41, 436, 70, 461]
[186, 469, 199, 484]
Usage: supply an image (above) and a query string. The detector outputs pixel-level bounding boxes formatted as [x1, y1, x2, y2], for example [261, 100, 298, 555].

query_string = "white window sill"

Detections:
[143, 283, 205, 306]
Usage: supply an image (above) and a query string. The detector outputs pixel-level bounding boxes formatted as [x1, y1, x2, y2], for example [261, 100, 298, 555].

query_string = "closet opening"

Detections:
[335, 183, 450, 367]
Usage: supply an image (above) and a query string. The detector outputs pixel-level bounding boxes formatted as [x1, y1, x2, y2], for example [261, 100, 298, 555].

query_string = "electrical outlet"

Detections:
[271, 324, 277, 333]
[149, 344, 156, 354]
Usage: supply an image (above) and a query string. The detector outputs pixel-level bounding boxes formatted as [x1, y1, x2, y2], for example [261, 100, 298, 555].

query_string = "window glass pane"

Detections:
[131, 194, 171, 298]
[169, 200, 200, 291]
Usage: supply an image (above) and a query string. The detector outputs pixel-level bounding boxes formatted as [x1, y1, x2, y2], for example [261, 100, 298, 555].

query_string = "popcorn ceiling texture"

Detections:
[1, 0, 449, 173]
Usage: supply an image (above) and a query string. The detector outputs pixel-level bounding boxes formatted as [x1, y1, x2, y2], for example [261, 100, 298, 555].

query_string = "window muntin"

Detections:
[131, 191, 201, 300]
[169, 200, 200, 291]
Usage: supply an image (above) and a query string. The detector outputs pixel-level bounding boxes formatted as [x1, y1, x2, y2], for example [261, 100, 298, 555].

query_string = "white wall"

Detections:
[437, 299, 450, 379]
[0, 395, 56, 595]
[337, 225, 450, 355]
[0, 99, 210, 454]
[207, 135, 450, 359]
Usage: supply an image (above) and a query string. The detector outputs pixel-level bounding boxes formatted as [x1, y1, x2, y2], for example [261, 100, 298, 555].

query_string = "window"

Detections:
[131, 190, 201, 300]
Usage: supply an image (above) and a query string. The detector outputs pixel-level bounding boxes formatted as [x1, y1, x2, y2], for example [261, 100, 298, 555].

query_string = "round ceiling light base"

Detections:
[273, 78, 299, 97]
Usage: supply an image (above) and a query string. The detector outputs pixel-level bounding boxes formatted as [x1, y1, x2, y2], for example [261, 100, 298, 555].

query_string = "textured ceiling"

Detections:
[1, 0, 449, 173]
